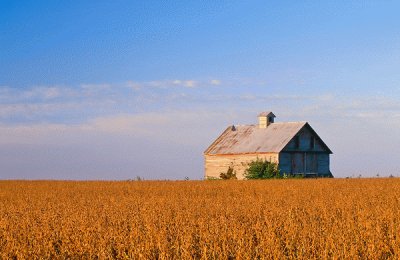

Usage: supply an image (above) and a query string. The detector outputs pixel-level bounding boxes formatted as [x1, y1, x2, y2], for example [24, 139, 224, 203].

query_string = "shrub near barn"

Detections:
[219, 166, 237, 180]
[244, 159, 281, 179]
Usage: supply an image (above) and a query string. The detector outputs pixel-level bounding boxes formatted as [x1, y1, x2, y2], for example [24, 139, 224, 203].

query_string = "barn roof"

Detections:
[258, 111, 275, 117]
[204, 121, 331, 155]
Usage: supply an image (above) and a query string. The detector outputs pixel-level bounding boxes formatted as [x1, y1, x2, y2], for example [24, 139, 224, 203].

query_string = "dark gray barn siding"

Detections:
[279, 153, 291, 174]
[279, 152, 328, 175]
[284, 127, 325, 152]
[306, 153, 318, 173]
[317, 153, 330, 175]
[280, 152, 323, 175]
[280, 126, 331, 176]
[292, 153, 304, 174]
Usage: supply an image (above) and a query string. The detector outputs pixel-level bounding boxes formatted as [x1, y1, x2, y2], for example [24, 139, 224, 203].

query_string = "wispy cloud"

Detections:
[0, 86, 66, 102]
[0, 110, 226, 180]
[172, 80, 197, 88]
[126, 78, 222, 90]
[0, 110, 230, 146]
[2, 81, 400, 128]
[0, 79, 224, 122]
[1, 84, 400, 179]
[210, 79, 221, 85]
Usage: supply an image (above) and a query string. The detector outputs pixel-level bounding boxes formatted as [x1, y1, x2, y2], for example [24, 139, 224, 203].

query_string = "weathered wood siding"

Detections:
[317, 153, 330, 175]
[306, 153, 318, 173]
[279, 152, 325, 175]
[283, 127, 326, 152]
[278, 153, 291, 174]
[280, 126, 331, 176]
[205, 153, 279, 180]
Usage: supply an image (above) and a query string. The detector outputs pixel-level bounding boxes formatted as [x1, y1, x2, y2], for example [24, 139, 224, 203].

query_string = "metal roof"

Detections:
[204, 122, 307, 155]
[258, 111, 275, 117]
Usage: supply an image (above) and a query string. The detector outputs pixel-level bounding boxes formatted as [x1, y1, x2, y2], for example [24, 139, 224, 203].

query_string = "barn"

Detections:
[204, 112, 333, 179]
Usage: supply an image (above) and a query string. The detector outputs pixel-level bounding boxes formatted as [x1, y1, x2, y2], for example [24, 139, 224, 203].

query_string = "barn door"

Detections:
[291, 153, 304, 174]
[306, 153, 317, 173]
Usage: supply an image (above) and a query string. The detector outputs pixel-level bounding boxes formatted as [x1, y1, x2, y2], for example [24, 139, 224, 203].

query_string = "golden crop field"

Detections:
[0, 179, 399, 259]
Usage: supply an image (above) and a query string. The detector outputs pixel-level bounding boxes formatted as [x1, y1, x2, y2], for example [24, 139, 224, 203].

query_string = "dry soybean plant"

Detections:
[0, 179, 399, 259]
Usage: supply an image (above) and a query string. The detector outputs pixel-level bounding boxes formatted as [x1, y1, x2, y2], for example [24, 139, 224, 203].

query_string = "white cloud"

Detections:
[0, 110, 229, 179]
[172, 80, 182, 85]
[2, 83, 399, 128]
[125, 79, 217, 90]
[24, 86, 64, 99]
[183, 80, 196, 88]
[80, 83, 111, 90]
[0, 108, 241, 148]
[210, 79, 221, 85]
[126, 81, 142, 91]
[171, 79, 197, 88]
[2, 81, 400, 179]
[42, 87, 61, 99]
[0, 86, 66, 102]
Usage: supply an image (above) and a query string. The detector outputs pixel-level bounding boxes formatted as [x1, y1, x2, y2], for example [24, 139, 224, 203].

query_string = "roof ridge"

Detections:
[231, 121, 307, 127]
[274, 121, 307, 123]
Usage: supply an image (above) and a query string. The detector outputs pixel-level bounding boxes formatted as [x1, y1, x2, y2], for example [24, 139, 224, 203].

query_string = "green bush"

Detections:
[244, 158, 280, 179]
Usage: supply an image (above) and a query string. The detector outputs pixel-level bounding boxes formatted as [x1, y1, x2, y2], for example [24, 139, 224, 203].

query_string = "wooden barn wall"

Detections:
[279, 152, 320, 175]
[280, 126, 331, 176]
[279, 152, 318, 174]
[317, 153, 330, 174]
[205, 153, 278, 180]
[278, 153, 291, 174]
[283, 127, 326, 152]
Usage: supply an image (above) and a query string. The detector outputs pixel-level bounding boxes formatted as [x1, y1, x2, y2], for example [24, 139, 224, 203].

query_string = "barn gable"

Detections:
[279, 124, 332, 176]
[282, 123, 332, 154]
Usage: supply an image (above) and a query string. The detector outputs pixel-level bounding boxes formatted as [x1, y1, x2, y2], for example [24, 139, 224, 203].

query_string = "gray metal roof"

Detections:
[258, 111, 275, 117]
[204, 122, 307, 155]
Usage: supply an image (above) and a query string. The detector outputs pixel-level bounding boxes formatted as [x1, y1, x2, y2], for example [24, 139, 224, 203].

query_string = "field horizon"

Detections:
[1, 174, 398, 182]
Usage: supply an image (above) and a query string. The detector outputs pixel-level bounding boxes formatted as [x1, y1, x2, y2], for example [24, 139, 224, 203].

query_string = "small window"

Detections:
[310, 137, 315, 149]
[294, 136, 300, 148]
[268, 116, 274, 123]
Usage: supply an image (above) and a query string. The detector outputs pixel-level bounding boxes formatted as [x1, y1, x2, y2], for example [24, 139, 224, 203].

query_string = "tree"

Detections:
[220, 166, 237, 180]
[244, 158, 280, 179]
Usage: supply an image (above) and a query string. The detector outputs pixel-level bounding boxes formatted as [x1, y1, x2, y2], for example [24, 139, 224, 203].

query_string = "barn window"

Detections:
[294, 135, 300, 148]
[310, 136, 315, 149]
[268, 116, 274, 123]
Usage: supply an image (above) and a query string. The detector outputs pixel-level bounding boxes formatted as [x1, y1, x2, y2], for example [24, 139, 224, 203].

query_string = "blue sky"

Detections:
[1, 1, 400, 179]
